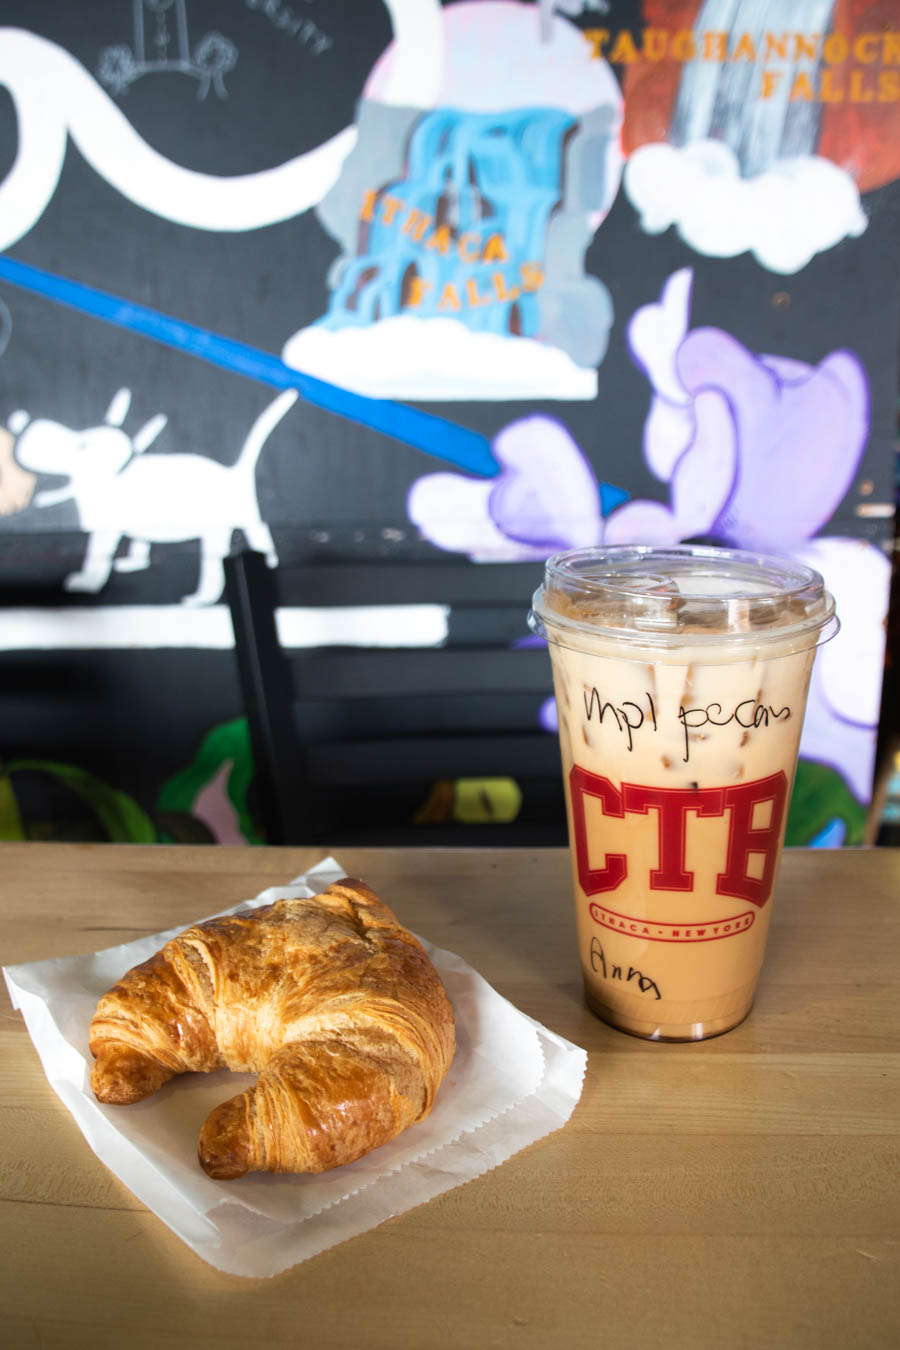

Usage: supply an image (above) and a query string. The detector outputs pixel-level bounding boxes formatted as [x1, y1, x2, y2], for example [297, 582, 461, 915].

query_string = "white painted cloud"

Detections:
[792, 537, 890, 802]
[282, 315, 597, 401]
[624, 140, 868, 275]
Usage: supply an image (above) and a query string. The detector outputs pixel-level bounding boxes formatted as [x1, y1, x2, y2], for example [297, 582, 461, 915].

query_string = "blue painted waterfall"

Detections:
[317, 107, 576, 338]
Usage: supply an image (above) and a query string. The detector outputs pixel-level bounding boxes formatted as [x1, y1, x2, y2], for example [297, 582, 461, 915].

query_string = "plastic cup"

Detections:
[529, 544, 838, 1041]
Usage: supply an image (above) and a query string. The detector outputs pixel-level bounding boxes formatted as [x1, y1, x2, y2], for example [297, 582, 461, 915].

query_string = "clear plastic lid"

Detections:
[529, 544, 838, 656]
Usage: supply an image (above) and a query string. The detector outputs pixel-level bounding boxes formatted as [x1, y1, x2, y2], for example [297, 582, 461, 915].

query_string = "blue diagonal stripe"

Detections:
[0, 255, 500, 478]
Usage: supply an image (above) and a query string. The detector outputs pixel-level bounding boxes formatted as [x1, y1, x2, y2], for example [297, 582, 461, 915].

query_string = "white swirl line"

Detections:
[0, 26, 357, 248]
[0, 3, 443, 251]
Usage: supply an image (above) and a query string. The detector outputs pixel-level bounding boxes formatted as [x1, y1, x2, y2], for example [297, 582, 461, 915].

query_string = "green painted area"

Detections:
[786, 759, 866, 846]
[156, 717, 262, 844]
[3, 759, 157, 842]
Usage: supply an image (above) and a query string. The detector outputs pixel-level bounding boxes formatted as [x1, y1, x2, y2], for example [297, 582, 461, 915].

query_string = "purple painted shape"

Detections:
[407, 414, 603, 560]
[681, 334, 869, 550]
[489, 415, 602, 550]
[512, 634, 547, 648]
[610, 268, 870, 553]
[403, 266, 879, 831]
[605, 385, 739, 546]
[539, 695, 558, 734]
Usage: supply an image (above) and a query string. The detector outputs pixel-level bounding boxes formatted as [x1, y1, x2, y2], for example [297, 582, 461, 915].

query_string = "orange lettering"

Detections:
[359, 188, 378, 223]
[482, 233, 508, 263]
[465, 279, 491, 308]
[760, 69, 783, 99]
[763, 32, 788, 60]
[789, 72, 815, 100]
[437, 282, 461, 311]
[405, 277, 432, 308]
[850, 69, 874, 102]
[402, 208, 432, 242]
[520, 262, 545, 292]
[793, 33, 820, 61]
[641, 28, 668, 62]
[671, 30, 697, 61]
[457, 231, 483, 262]
[822, 33, 848, 64]
[380, 195, 405, 226]
[608, 30, 640, 64]
[582, 28, 610, 60]
[492, 273, 520, 302]
[882, 34, 900, 65]
[853, 33, 881, 64]
[425, 224, 452, 254]
[703, 31, 727, 60]
[731, 33, 757, 62]
[878, 70, 900, 101]
[820, 70, 844, 101]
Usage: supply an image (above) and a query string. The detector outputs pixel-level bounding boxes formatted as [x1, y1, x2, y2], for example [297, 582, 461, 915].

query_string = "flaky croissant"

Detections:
[89, 878, 455, 1180]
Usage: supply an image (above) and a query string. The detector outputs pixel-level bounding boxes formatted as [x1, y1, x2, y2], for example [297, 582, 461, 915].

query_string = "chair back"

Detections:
[224, 550, 565, 845]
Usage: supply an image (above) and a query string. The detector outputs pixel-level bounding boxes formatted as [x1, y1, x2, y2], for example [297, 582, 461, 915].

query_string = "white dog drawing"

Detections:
[10, 387, 298, 605]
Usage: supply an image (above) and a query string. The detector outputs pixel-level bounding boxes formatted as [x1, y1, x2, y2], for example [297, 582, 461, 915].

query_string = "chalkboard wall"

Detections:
[1, 0, 897, 845]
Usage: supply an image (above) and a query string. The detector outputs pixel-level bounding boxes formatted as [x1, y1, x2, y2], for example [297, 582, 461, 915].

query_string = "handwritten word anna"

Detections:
[590, 937, 661, 1000]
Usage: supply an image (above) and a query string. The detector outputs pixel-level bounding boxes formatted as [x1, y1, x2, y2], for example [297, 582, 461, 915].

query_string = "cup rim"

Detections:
[528, 544, 839, 657]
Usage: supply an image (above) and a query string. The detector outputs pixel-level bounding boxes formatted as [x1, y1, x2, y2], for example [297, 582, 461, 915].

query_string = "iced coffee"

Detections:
[529, 545, 838, 1041]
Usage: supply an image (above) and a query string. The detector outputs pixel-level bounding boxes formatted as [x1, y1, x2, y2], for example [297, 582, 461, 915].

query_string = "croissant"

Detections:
[89, 878, 455, 1180]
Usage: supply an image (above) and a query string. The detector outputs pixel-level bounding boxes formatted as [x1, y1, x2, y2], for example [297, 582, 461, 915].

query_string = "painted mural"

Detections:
[0, 0, 897, 846]
[12, 387, 295, 605]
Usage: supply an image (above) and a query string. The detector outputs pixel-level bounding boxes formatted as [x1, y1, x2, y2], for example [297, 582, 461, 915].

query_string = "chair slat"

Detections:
[293, 690, 550, 738]
[306, 734, 561, 786]
[272, 561, 545, 608]
[289, 646, 552, 700]
[224, 550, 563, 846]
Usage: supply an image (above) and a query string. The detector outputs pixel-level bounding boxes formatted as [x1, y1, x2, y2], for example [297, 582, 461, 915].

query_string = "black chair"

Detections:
[224, 550, 566, 846]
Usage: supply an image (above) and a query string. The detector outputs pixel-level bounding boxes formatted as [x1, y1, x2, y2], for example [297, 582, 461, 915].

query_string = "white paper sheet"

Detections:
[4, 856, 587, 1277]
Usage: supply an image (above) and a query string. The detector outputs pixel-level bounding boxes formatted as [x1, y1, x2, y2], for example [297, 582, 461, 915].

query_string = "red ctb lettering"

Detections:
[716, 776, 788, 905]
[621, 782, 723, 891]
[570, 765, 788, 908]
[569, 766, 627, 894]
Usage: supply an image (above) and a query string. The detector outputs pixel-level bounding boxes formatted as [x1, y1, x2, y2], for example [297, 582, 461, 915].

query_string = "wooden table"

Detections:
[2, 843, 898, 1350]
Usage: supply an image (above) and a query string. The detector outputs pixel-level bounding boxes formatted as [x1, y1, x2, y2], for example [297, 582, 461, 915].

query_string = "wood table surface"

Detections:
[1, 842, 898, 1350]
